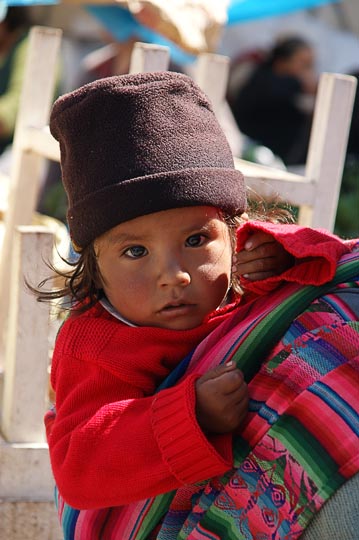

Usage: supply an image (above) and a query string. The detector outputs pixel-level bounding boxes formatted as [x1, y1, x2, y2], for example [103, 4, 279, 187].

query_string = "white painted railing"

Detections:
[0, 28, 63, 518]
[2, 227, 53, 443]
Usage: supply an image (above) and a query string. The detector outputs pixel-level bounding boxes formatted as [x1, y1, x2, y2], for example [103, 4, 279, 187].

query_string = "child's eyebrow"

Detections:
[107, 219, 216, 245]
[107, 231, 147, 245]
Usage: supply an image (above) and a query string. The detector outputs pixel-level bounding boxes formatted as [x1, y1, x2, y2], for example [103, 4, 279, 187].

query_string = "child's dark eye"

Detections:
[124, 245, 147, 258]
[186, 234, 205, 247]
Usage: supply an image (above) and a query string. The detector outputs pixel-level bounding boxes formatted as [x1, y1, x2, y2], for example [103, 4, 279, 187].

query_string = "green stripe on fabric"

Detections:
[297, 470, 346, 528]
[199, 504, 245, 540]
[233, 435, 251, 466]
[232, 258, 359, 382]
[269, 415, 344, 489]
[318, 470, 347, 500]
[135, 491, 175, 540]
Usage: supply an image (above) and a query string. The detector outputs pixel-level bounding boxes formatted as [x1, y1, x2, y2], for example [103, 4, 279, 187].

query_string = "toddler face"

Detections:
[95, 206, 232, 330]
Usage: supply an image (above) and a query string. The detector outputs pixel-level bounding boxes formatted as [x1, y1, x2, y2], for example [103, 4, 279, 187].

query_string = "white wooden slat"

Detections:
[193, 52, 230, 113]
[235, 158, 316, 207]
[1, 227, 53, 443]
[236, 73, 356, 228]
[234, 158, 306, 182]
[303, 72, 357, 230]
[193, 52, 244, 157]
[13, 26, 62, 137]
[22, 125, 60, 163]
[0, 26, 62, 363]
[0, 439, 54, 499]
[129, 42, 170, 74]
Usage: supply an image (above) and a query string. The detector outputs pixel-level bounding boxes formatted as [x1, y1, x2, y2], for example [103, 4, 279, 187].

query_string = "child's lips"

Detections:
[159, 302, 196, 318]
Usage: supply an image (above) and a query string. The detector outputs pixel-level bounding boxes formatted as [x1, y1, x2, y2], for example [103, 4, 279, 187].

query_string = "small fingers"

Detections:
[198, 361, 238, 384]
[219, 368, 245, 395]
[234, 235, 294, 280]
[236, 242, 279, 264]
[243, 232, 275, 252]
[221, 390, 249, 431]
[240, 270, 279, 281]
[197, 364, 244, 395]
[234, 253, 278, 278]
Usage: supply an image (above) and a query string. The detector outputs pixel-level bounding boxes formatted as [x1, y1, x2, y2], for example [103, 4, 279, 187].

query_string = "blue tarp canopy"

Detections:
[2, 0, 340, 63]
[84, 0, 340, 63]
[3, 0, 341, 20]
[227, 0, 340, 24]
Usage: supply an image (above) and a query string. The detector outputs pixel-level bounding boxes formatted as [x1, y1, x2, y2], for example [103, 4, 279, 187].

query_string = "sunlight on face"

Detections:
[95, 206, 233, 330]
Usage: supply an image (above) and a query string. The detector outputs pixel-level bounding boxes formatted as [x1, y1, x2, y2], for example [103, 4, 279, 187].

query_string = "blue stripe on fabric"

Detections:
[129, 498, 153, 539]
[280, 319, 310, 346]
[249, 399, 279, 424]
[156, 351, 194, 392]
[54, 486, 79, 540]
[309, 381, 359, 436]
[62, 505, 80, 540]
[322, 293, 358, 321]
[292, 334, 345, 375]
[195, 526, 222, 540]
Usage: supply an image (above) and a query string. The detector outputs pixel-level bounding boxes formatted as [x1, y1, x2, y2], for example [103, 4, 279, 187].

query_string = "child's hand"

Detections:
[234, 232, 294, 281]
[195, 362, 248, 434]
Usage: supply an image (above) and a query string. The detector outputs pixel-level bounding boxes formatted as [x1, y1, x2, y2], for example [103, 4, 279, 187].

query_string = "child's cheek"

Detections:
[201, 244, 232, 280]
[198, 253, 231, 289]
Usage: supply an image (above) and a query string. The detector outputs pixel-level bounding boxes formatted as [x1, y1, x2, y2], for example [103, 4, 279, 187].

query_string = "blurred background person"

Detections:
[0, 7, 31, 156]
[230, 36, 318, 166]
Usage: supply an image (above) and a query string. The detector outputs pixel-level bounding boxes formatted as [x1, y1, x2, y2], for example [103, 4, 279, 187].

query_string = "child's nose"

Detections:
[158, 259, 191, 287]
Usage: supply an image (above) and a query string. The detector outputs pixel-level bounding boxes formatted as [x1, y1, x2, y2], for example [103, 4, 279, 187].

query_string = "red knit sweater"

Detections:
[47, 223, 351, 510]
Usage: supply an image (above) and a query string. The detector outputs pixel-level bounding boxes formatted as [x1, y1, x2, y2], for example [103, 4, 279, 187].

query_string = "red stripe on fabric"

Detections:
[320, 325, 359, 361]
[328, 363, 359, 396]
[288, 387, 359, 467]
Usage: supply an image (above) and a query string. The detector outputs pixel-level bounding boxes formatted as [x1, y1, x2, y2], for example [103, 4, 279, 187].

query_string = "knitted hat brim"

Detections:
[68, 167, 246, 249]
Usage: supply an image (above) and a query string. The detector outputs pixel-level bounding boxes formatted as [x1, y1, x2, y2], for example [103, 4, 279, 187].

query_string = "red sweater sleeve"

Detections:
[48, 312, 232, 509]
[236, 221, 352, 295]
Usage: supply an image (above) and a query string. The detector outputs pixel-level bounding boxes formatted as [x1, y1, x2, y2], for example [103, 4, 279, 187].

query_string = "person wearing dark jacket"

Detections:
[232, 36, 317, 165]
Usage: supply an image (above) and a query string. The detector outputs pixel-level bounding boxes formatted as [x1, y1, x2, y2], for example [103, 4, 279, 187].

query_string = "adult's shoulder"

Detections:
[301, 473, 359, 540]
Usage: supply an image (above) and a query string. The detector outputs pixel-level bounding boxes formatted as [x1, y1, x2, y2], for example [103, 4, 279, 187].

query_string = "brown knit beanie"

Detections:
[50, 71, 246, 250]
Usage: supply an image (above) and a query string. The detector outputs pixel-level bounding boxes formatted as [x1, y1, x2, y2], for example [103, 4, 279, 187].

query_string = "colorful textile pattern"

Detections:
[51, 250, 359, 539]
[174, 305, 359, 539]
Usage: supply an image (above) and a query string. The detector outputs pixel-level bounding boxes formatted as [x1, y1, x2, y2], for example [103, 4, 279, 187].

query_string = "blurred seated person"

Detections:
[231, 36, 317, 166]
[0, 7, 31, 155]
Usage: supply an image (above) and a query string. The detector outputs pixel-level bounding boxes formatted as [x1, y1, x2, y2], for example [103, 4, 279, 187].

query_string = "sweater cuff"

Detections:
[236, 221, 351, 295]
[151, 373, 233, 485]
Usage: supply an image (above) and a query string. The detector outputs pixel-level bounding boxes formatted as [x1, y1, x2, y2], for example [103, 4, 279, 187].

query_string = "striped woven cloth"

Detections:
[54, 249, 359, 540]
